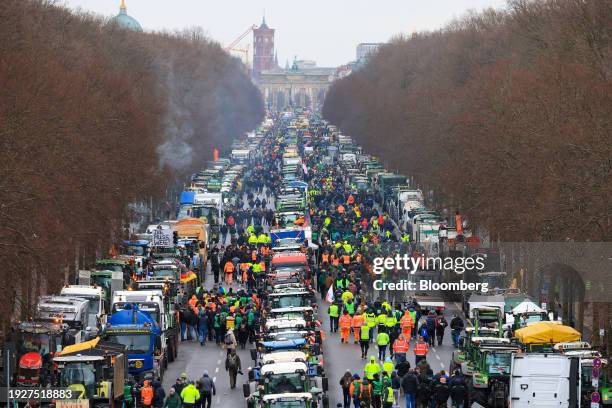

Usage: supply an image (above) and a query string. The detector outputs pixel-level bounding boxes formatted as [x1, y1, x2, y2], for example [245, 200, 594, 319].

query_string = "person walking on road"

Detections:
[199, 371, 216, 408]
[413, 337, 429, 366]
[435, 315, 448, 346]
[391, 334, 409, 364]
[162, 388, 182, 408]
[224, 328, 237, 355]
[180, 381, 200, 408]
[364, 356, 381, 381]
[449, 370, 468, 408]
[141, 380, 154, 408]
[340, 370, 354, 408]
[450, 315, 464, 348]
[359, 324, 370, 359]
[225, 349, 242, 389]
[401, 369, 419, 408]
[376, 330, 390, 361]
[339, 310, 353, 343]
[349, 374, 363, 408]
[329, 302, 340, 332]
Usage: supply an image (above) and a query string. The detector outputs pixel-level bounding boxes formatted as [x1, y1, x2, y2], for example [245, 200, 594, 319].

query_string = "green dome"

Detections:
[112, 2, 142, 32]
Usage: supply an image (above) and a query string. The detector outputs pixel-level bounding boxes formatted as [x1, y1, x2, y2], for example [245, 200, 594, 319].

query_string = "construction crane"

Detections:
[229, 44, 251, 67]
[225, 25, 257, 51]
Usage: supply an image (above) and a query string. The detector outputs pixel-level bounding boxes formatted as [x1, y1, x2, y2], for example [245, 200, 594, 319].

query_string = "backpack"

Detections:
[224, 333, 234, 345]
[227, 354, 238, 369]
[352, 381, 361, 398]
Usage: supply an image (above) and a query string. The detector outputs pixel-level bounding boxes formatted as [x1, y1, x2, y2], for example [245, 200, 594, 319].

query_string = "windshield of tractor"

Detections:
[91, 276, 112, 298]
[125, 245, 146, 256]
[270, 401, 307, 408]
[96, 263, 124, 272]
[21, 333, 51, 355]
[272, 296, 308, 309]
[486, 353, 512, 374]
[267, 373, 305, 394]
[106, 333, 150, 353]
[60, 362, 96, 399]
[151, 266, 178, 279]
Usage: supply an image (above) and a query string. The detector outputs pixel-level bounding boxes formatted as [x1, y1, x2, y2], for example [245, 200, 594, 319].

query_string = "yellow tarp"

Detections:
[61, 337, 100, 355]
[515, 322, 581, 344]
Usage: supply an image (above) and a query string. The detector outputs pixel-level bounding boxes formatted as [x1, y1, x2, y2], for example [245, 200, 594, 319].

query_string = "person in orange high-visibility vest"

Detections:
[414, 336, 429, 365]
[223, 260, 235, 284]
[342, 253, 351, 266]
[352, 312, 365, 343]
[337, 204, 345, 214]
[392, 334, 410, 363]
[332, 255, 340, 268]
[347, 194, 355, 205]
[140, 380, 153, 407]
[339, 310, 353, 343]
[321, 251, 330, 265]
[400, 311, 414, 339]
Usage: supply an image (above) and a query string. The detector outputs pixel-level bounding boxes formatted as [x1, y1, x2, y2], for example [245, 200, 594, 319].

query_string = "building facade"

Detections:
[258, 62, 335, 111]
[356, 42, 383, 62]
[252, 19, 335, 110]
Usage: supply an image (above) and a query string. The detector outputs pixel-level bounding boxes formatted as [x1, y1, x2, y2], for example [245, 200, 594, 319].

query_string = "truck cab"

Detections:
[112, 289, 178, 365]
[60, 285, 107, 334]
[36, 296, 91, 341]
[104, 304, 163, 379]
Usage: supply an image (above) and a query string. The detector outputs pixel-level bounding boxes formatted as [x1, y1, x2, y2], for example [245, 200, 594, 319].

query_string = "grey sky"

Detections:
[62, 0, 508, 67]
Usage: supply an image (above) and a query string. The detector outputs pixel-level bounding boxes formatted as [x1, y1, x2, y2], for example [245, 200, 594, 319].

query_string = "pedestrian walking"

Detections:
[450, 315, 464, 348]
[376, 330, 390, 361]
[413, 337, 429, 366]
[225, 349, 242, 389]
[199, 371, 216, 408]
[180, 381, 200, 408]
[141, 380, 154, 408]
[401, 369, 419, 408]
[162, 388, 182, 408]
[340, 370, 354, 408]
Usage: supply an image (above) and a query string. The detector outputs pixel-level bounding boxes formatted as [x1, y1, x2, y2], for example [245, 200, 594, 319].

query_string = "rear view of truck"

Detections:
[510, 353, 578, 408]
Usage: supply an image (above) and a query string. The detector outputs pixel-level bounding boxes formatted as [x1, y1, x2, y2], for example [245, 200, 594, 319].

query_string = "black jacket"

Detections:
[450, 317, 464, 330]
[401, 372, 419, 394]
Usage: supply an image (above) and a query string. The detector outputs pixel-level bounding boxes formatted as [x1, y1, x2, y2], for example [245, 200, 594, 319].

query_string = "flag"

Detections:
[325, 286, 335, 303]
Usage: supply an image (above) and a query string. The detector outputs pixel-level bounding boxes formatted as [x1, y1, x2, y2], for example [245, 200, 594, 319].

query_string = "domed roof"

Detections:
[112, 0, 143, 32]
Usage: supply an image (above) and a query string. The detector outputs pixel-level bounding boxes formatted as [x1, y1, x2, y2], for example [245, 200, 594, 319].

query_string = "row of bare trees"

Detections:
[0, 0, 263, 326]
[323, 0, 612, 242]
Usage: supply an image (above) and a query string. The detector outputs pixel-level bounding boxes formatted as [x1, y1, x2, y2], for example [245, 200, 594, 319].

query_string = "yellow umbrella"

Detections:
[515, 322, 581, 344]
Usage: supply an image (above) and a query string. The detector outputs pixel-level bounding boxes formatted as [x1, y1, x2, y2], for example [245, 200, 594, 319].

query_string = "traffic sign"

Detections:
[594, 357, 602, 369]
[592, 391, 601, 403]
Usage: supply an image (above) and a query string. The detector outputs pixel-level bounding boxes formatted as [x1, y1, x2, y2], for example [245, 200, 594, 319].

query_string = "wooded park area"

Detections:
[323, 0, 611, 242]
[0, 0, 264, 324]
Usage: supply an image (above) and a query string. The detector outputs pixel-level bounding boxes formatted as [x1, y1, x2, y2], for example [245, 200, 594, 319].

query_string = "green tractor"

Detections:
[468, 340, 520, 408]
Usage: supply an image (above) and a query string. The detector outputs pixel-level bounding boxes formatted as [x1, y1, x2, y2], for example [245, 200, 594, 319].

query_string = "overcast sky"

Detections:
[62, 0, 508, 67]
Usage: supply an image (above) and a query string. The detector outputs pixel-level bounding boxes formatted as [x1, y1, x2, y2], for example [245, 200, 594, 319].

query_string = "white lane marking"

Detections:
[435, 354, 440, 360]
[213, 377, 217, 382]
[215, 367, 219, 373]
[217, 359, 221, 364]
[440, 363, 445, 368]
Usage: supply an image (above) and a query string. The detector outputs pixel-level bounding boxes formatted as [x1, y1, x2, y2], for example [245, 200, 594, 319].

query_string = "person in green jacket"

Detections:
[371, 373, 384, 408]
[162, 388, 182, 408]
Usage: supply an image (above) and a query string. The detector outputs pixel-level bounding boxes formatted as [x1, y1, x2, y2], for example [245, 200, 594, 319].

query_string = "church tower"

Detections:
[252, 17, 275, 80]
